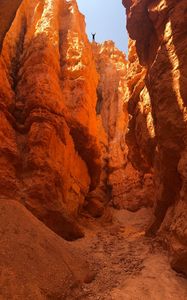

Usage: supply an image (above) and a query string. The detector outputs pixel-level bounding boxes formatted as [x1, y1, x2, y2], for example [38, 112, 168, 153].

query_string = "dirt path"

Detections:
[72, 208, 187, 300]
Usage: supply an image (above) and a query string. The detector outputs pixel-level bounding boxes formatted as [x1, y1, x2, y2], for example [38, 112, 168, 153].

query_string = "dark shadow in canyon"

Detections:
[96, 88, 103, 115]
[124, 0, 187, 236]
[146, 7, 187, 234]
[168, 1, 187, 108]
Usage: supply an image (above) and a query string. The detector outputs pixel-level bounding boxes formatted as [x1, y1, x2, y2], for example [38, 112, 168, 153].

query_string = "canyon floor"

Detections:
[72, 208, 187, 300]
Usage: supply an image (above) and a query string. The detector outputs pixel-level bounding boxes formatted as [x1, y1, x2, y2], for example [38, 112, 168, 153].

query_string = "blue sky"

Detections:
[77, 0, 128, 54]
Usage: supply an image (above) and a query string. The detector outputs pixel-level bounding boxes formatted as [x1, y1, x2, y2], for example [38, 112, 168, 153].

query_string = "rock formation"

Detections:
[0, 0, 187, 297]
[90, 40, 154, 213]
[0, 0, 153, 235]
[0, 0, 101, 240]
[0, 1, 102, 296]
[123, 0, 187, 275]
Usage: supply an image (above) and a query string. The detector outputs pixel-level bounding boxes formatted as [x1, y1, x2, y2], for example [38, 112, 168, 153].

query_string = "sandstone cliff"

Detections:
[0, 0, 153, 234]
[123, 0, 187, 275]
[0, 1, 102, 296]
[0, 0, 102, 240]
[0, 0, 149, 242]
[0, 0, 186, 296]
[90, 41, 154, 213]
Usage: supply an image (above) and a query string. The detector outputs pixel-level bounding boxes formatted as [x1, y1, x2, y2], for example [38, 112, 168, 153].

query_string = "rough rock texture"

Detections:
[0, 0, 23, 51]
[126, 39, 156, 173]
[0, 0, 101, 240]
[0, 0, 154, 235]
[0, 200, 90, 299]
[90, 41, 154, 212]
[0, 0, 186, 296]
[123, 0, 187, 275]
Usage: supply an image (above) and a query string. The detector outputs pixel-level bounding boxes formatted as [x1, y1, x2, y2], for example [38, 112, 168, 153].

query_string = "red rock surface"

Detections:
[0, 0, 186, 296]
[91, 41, 154, 212]
[0, 200, 90, 299]
[126, 39, 156, 173]
[123, 0, 187, 275]
[0, 0, 101, 239]
[0, 0, 154, 235]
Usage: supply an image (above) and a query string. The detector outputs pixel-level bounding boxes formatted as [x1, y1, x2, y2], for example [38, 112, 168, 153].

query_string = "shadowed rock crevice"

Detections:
[123, 0, 158, 65]
[69, 125, 101, 190]
[123, 0, 187, 275]
[10, 16, 27, 91]
[96, 88, 103, 115]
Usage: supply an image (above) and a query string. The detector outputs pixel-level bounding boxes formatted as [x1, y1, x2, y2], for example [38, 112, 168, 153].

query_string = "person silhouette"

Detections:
[92, 33, 96, 42]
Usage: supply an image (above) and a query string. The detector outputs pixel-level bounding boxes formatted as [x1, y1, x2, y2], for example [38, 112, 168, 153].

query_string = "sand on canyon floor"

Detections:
[73, 207, 187, 300]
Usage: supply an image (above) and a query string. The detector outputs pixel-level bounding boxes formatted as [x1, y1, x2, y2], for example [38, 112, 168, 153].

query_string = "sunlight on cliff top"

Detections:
[77, 0, 128, 53]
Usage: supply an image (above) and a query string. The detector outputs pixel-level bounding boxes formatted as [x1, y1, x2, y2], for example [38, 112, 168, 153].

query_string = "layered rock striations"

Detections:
[0, 0, 101, 240]
[123, 0, 187, 275]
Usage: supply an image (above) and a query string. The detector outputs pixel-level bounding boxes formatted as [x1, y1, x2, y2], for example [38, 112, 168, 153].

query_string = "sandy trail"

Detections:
[73, 208, 187, 300]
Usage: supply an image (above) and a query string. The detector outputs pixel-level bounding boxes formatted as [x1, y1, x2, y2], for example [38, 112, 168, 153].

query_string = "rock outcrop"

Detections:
[123, 0, 187, 275]
[0, 0, 153, 235]
[0, 0, 154, 235]
[90, 41, 154, 213]
[0, 0, 101, 240]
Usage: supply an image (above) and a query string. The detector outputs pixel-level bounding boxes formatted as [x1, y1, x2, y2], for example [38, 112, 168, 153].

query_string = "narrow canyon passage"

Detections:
[0, 0, 187, 299]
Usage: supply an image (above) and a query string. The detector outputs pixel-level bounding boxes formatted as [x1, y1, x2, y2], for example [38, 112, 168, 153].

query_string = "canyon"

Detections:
[0, 0, 187, 299]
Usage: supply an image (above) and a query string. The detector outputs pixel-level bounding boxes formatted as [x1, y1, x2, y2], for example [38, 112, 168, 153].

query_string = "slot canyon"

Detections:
[0, 0, 187, 299]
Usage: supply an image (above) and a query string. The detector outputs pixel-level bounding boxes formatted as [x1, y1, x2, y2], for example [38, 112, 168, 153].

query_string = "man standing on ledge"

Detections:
[92, 33, 96, 42]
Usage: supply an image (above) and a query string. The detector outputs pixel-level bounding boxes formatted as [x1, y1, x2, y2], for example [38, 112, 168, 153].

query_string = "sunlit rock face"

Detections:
[91, 41, 154, 212]
[126, 39, 156, 173]
[123, 0, 187, 275]
[0, 0, 101, 240]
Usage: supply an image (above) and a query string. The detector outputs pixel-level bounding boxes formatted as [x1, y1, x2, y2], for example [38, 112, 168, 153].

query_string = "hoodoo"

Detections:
[0, 0, 187, 299]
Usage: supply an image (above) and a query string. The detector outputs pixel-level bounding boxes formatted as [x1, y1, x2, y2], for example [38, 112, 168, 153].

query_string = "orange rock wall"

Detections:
[126, 39, 156, 173]
[0, 0, 101, 239]
[0, 0, 159, 244]
[92, 41, 154, 212]
[123, 0, 187, 274]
